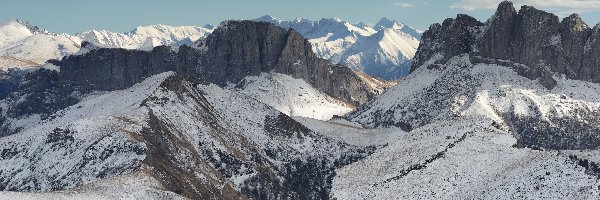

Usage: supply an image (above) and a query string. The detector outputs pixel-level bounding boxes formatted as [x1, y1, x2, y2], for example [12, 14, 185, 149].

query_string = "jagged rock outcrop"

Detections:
[478, 1, 517, 60]
[412, 14, 483, 71]
[412, 1, 600, 88]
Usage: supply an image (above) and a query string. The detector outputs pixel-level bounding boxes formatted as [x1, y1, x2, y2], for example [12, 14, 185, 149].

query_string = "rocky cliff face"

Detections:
[53, 43, 180, 92]
[412, 14, 483, 72]
[412, 1, 600, 89]
[199, 21, 378, 105]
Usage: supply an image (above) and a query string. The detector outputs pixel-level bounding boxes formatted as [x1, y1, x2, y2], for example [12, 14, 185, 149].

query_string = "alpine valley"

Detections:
[0, 1, 600, 200]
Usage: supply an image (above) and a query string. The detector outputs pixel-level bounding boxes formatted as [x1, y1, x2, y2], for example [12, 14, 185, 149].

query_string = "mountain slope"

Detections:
[0, 72, 373, 199]
[339, 54, 600, 199]
[255, 16, 422, 80]
[231, 73, 354, 120]
[351, 2, 600, 150]
[0, 172, 185, 199]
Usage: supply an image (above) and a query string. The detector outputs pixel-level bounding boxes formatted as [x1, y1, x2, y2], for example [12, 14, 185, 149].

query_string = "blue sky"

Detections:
[2, 0, 600, 34]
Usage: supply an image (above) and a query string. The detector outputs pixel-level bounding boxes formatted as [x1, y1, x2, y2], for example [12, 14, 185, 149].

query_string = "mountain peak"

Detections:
[203, 23, 215, 29]
[559, 14, 590, 33]
[256, 15, 278, 22]
[5, 19, 47, 34]
[329, 17, 342, 22]
[495, 1, 516, 18]
[376, 17, 393, 24]
[373, 17, 422, 39]
[355, 22, 369, 28]
[319, 17, 343, 24]
[293, 17, 310, 23]
[497, 1, 515, 12]
[517, 4, 554, 18]
[374, 17, 405, 31]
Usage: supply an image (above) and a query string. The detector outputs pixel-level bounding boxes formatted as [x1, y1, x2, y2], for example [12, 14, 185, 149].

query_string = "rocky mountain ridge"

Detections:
[340, 2, 600, 194]
[0, 71, 375, 199]
[413, 1, 600, 89]
[77, 24, 213, 50]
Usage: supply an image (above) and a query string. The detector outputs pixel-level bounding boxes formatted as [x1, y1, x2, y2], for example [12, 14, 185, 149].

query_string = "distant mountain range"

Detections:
[255, 15, 422, 79]
[0, 16, 421, 80]
[0, 20, 213, 69]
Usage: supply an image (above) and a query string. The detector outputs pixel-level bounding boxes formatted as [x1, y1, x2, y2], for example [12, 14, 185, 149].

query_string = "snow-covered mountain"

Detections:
[255, 15, 422, 80]
[0, 20, 214, 70]
[336, 55, 600, 199]
[0, 20, 385, 199]
[0, 20, 82, 68]
[0, 20, 382, 137]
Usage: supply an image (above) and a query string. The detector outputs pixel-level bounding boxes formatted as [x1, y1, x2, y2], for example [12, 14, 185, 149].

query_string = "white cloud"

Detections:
[450, 0, 504, 10]
[450, 0, 600, 14]
[393, 2, 416, 8]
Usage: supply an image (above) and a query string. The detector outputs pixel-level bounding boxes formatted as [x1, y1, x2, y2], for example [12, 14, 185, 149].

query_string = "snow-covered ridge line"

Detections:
[0, 71, 374, 198]
[77, 24, 214, 50]
[0, 19, 215, 69]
